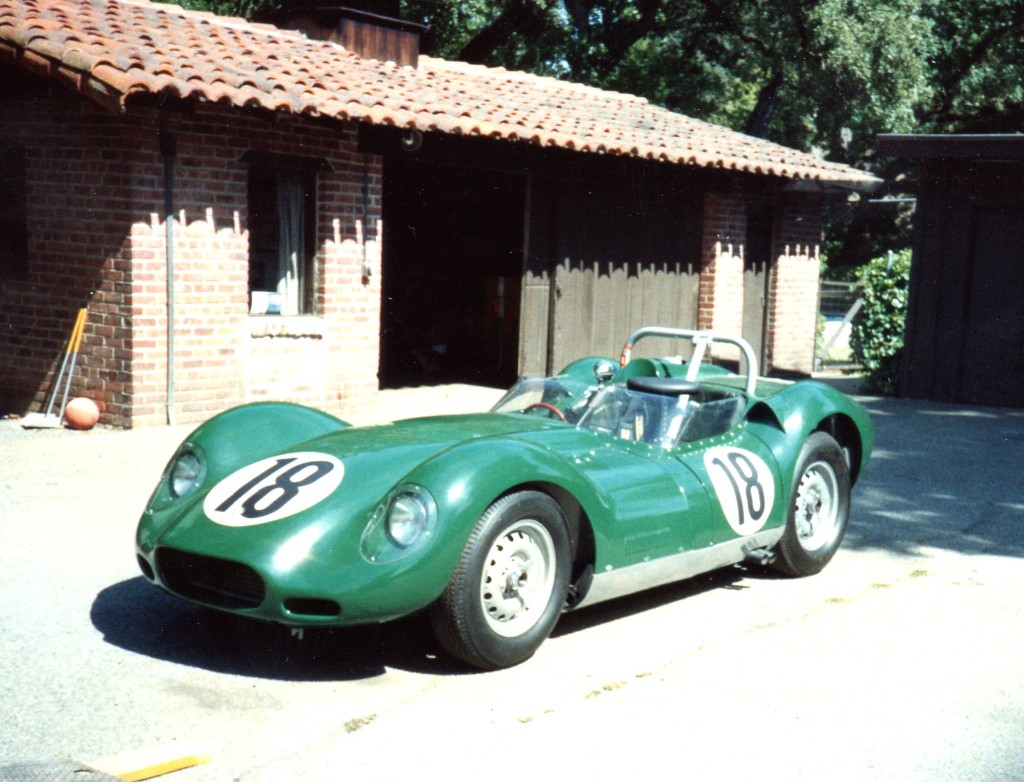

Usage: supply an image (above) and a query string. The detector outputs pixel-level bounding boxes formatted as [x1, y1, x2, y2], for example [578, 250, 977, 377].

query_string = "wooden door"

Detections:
[548, 257, 700, 373]
[959, 206, 1024, 406]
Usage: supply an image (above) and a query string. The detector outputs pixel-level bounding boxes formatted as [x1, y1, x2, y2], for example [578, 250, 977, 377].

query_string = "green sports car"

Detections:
[136, 327, 872, 670]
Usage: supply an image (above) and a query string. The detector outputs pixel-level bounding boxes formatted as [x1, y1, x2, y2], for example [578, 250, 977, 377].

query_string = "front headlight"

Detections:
[362, 484, 438, 563]
[169, 449, 204, 498]
[386, 488, 437, 548]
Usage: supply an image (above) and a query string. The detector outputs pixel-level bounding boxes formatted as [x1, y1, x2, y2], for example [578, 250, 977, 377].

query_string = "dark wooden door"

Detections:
[959, 206, 1024, 406]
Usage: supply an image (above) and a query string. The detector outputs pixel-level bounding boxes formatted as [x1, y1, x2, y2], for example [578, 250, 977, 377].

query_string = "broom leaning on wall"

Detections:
[21, 306, 87, 429]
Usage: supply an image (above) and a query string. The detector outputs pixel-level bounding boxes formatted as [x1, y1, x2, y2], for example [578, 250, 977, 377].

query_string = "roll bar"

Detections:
[619, 327, 758, 396]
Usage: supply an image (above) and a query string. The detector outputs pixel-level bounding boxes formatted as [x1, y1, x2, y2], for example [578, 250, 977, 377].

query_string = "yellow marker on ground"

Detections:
[88, 742, 210, 781]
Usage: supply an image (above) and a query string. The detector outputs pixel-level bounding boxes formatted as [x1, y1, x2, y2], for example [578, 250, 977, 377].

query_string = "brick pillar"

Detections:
[765, 197, 823, 374]
[698, 193, 746, 341]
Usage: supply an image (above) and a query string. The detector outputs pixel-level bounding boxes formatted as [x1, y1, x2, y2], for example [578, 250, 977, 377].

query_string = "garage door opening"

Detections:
[380, 160, 524, 389]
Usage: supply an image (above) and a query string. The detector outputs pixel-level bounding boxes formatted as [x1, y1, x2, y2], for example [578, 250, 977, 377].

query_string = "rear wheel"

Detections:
[430, 491, 571, 670]
[773, 432, 851, 577]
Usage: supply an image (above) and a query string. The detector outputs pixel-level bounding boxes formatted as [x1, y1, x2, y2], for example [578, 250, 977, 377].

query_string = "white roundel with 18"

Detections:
[703, 446, 775, 535]
[204, 452, 344, 527]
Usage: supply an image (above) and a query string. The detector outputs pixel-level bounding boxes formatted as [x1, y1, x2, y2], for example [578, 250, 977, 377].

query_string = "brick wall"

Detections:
[0, 75, 138, 425]
[0, 70, 382, 427]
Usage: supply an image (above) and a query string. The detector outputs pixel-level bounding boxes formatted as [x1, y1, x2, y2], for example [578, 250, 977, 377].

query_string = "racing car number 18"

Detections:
[703, 446, 776, 535]
[203, 452, 345, 527]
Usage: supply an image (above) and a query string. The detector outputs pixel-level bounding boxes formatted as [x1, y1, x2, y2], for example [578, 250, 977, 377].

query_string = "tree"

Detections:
[177, 0, 281, 17]
[921, 0, 1024, 132]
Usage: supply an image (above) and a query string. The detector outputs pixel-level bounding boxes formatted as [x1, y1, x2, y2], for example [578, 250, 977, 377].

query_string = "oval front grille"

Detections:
[156, 547, 266, 610]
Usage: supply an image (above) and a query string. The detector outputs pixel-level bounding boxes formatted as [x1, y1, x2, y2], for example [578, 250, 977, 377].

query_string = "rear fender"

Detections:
[748, 382, 873, 484]
[557, 356, 614, 383]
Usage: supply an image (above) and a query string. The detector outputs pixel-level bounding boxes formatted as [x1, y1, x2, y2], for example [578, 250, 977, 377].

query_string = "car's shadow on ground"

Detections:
[91, 577, 463, 681]
[93, 567, 758, 681]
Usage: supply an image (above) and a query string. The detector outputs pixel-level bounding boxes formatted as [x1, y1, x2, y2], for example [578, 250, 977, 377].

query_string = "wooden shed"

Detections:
[877, 134, 1024, 408]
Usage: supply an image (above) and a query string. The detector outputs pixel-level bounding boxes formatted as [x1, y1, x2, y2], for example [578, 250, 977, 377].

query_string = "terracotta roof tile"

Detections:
[0, 0, 879, 186]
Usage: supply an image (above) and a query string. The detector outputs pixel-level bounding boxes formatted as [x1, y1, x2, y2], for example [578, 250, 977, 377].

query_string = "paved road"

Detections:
[1, 387, 1022, 781]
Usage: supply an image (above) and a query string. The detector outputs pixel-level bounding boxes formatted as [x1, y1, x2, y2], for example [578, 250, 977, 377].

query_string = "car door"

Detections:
[522, 426, 705, 570]
[587, 438, 711, 570]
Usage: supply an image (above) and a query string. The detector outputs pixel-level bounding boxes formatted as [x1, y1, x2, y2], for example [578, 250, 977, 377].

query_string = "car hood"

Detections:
[147, 413, 560, 551]
[304, 412, 557, 469]
[307, 411, 560, 512]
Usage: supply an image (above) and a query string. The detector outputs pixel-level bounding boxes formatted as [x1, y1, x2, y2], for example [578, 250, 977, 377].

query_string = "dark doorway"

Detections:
[380, 160, 525, 388]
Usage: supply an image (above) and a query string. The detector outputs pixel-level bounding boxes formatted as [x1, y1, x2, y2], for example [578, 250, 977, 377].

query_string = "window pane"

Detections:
[276, 172, 305, 317]
[248, 168, 279, 296]
[247, 164, 316, 316]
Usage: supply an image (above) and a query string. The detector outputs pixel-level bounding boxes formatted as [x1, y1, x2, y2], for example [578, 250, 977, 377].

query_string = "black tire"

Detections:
[430, 491, 572, 670]
[773, 431, 851, 577]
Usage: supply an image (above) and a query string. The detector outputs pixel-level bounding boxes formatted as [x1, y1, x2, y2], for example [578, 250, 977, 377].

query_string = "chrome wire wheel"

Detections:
[773, 432, 851, 578]
[480, 519, 557, 638]
[794, 459, 840, 552]
[431, 490, 571, 669]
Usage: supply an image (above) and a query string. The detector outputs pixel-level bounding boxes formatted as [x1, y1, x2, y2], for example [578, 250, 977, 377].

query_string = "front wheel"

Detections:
[430, 491, 571, 670]
[773, 431, 851, 577]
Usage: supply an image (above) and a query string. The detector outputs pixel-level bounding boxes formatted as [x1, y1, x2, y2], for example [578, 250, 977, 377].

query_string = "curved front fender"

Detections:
[144, 402, 349, 516]
[400, 435, 611, 572]
[180, 402, 347, 480]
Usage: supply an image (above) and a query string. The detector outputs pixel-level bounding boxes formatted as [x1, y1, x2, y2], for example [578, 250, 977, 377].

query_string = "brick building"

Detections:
[0, 0, 878, 428]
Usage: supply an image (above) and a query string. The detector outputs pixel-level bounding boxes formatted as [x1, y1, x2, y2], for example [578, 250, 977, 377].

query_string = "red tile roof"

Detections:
[0, 0, 878, 186]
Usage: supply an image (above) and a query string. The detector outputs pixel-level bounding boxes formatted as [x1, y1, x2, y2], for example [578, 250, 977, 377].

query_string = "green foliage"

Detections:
[921, 0, 1024, 132]
[176, 0, 281, 18]
[850, 249, 912, 395]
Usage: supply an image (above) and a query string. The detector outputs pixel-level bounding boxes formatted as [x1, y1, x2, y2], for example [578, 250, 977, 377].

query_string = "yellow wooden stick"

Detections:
[88, 742, 210, 781]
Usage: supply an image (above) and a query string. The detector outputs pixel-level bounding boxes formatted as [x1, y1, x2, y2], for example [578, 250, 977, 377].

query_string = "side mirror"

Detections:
[593, 359, 616, 383]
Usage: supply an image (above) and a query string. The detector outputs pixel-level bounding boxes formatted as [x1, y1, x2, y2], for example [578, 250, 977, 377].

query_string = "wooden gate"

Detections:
[742, 257, 769, 369]
[742, 202, 774, 369]
[548, 257, 700, 372]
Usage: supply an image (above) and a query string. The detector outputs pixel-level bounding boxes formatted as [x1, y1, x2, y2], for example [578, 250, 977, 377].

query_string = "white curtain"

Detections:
[276, 173, 305, 316]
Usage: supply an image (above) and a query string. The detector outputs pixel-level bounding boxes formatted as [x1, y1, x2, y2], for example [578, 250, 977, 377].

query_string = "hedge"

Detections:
[850, 248, 912, 395]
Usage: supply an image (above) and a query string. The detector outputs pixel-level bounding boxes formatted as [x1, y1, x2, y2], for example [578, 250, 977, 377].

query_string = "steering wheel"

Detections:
[522, 402, 567, 421]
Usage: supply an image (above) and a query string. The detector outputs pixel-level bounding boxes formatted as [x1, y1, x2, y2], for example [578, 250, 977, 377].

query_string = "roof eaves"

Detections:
[782, 172, 883, 193]
[877, 133, 1024, 160]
